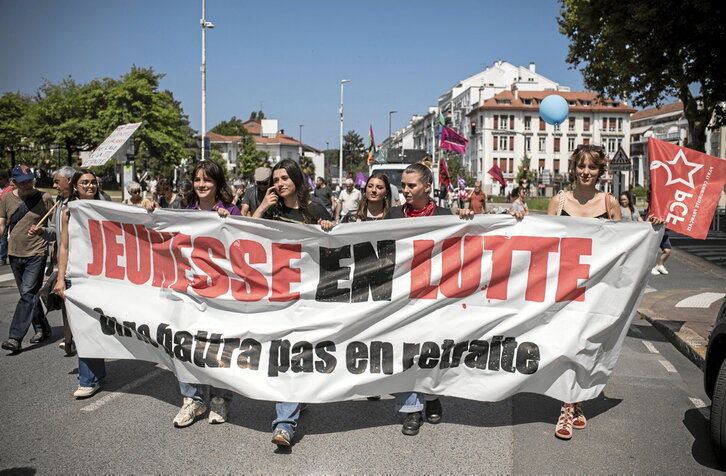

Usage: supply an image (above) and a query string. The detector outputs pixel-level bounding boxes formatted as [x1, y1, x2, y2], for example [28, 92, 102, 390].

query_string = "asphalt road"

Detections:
[0, 284, 722, 473]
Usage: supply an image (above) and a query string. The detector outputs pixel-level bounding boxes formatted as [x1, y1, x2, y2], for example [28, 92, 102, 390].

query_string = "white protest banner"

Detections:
[64, 201, 661, 404]
[82, 122, 142, 167]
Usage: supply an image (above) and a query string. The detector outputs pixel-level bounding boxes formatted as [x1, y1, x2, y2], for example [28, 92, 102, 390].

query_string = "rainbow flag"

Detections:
[367, 125, 377, 165]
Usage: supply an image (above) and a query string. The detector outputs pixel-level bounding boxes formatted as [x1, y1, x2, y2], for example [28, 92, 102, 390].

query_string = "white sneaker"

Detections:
[173, 397, 208, 427]
[73, 384, 101, 399]
[655, 264, 669, 275]
[651, 267, 661, 275]
[208, 397, 228, 424]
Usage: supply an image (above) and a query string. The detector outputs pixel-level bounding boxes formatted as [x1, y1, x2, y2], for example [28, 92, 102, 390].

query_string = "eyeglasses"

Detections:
[79, 180, 99, 186]
[575, 144, 604, 152]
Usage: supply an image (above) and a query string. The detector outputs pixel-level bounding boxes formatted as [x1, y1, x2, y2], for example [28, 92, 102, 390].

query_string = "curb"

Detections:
[639, 312, 707, 370]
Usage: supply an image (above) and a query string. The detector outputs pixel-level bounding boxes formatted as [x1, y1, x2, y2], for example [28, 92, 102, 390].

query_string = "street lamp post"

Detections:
[299, 124, 304, 143]
[339, 79, 351, 187]
[389, 110, 397, 141]
[200, 0, 215, 162]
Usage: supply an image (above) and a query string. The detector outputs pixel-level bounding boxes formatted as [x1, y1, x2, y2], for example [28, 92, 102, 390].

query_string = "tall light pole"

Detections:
[299, 124, 304, 143]
[339, 79, 351, 186]
[200, 0, 215, 161]
[388, 110, 397, 141]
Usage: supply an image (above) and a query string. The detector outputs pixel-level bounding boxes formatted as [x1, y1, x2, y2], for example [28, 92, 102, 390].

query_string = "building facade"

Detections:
[467, 90, 635, 196]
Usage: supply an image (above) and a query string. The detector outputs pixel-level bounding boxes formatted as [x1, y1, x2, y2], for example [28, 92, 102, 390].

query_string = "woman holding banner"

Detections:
[341, 172, 393, 223]
[547, 144, 621, 440]
[385, 162, 473, 436]
[172, 160, 241, 428]
[253, 159, 334, 447]
[53, 169, 107, 399]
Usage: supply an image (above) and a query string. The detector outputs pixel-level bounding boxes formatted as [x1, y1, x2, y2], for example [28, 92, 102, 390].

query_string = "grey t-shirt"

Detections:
[241, 186, 266, 215]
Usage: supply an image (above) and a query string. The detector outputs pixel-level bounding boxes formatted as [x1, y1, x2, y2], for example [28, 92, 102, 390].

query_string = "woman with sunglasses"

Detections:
[341, 172, 393, 222]
[123, 181, 154, 211]
[53, 170, 107, 399]
[252, 159, 333, 447]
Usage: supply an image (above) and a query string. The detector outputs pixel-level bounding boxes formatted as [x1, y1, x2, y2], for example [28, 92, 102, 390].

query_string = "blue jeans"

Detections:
[8, 255, 50, 340]
[272, 402, 302, 437]
[178, 382, 233, 404]
[79, 358, 106, 387]
[394, 392, 439, 413]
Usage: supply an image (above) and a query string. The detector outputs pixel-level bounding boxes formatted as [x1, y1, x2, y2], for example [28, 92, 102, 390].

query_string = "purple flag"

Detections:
[457, 175, 467, 189]
[306, 175, 315, 191]
[355, 171, 367, 189]
[439, 125, 468, 154]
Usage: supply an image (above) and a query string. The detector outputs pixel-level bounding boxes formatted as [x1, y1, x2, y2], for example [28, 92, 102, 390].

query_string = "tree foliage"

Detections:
[558, 0, 725, 151]
[249, 110, 266, 121]
[211, 116, 248, 136]
[210, 116, 268, 179]
[0, 92, 31, 167]
[342, 130, 366, 175]
[299, 154, 315, 178]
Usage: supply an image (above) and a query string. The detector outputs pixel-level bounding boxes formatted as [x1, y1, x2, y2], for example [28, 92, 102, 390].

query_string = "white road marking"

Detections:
[643, 341, 660, 354]
[0, 272, 15, 282]
[689, 397, 710, 419]
[675, 292, 726, 309]
[80, 367, 164, 412]
[659, 360, 677, 373]
[644, 285, 657, 294]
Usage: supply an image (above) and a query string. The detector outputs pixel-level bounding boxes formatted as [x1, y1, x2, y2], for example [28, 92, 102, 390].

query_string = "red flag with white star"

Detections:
[648, 137, 726, 239]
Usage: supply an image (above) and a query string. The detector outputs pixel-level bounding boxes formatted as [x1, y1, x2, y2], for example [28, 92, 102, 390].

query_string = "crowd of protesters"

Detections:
[0, 145, 665, 446]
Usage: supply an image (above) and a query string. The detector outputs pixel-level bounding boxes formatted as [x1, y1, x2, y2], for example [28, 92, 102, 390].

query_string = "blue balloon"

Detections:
[539, 95, 569, 126]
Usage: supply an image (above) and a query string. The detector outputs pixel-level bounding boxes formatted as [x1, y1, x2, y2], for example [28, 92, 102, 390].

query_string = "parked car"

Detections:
[705, 296, 726, 463]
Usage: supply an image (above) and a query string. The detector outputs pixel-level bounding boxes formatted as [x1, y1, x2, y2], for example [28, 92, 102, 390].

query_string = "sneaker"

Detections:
[555, 403, 574, 440]
[30, 332, 51, 344]
[572, 402, 587, 430]
[173, 398, 208, 428]
[425, 398, 442, 424]
[73, 384, 101, 399]
[271, 428, 291, 446]
[208, 397, 228, 424]
[651, 267, 661, 275]
[1, 338, 21, 353]
[655, 264, 669, 275]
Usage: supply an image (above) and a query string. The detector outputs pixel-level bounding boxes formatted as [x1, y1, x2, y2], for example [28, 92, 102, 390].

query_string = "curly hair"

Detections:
[568, 145, 607, 184]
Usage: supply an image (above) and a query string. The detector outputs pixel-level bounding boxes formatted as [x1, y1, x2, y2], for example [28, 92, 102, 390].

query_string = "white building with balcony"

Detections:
[467, 90, 635, 196]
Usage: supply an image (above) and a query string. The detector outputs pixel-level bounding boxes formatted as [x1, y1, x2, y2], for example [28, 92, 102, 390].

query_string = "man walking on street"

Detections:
[335, 178, 362, 221]
[0, 165, 55, 353]
[313, 176, 334, 214]
[466, 181, 487, 214]
[0, 168, 12, 265]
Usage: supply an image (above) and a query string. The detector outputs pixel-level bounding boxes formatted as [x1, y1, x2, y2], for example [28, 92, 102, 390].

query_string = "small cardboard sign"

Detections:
[82, 122, 142, 167]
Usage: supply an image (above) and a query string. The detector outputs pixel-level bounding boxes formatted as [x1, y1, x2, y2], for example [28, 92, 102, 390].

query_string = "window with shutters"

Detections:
[568, 137, 575, 151]
[525, 136, 531, 152]
[539, 159, 546, 170]
[583, 117, 590, 132]
[583, 138, 590, 145]
[539, 118, 546, 131]
[538, 136, 546, 152]
[508, 158, 514, 172]
[509, 115, 514, 130]
[499, 136, 509, 151]
[554, 137, 560, 152]
[609, 118, 616, 132]
[493, 135, 498, 151]
[617, 117, 623, 132]
[524, 116, 531, 131]
[568, 117, 575, 131]
[494, 116, 498, 129]
[509, 136, 514, 150]
[499, 115, 509, 130]
[553, 159, 560, 172]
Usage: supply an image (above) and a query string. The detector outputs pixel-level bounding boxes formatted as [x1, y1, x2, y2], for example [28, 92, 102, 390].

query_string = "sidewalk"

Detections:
[638, 240, 726, 370]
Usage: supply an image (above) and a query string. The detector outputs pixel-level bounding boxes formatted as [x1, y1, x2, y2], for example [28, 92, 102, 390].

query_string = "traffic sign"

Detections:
[609, 146, 631, 172]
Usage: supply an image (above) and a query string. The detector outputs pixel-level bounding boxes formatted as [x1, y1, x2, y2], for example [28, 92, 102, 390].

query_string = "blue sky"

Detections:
[0, 0, 585, 150]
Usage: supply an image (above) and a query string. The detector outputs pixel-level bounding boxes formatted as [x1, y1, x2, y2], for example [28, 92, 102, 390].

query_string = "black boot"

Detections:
[401, 411, 423, 436]
[425, 398, 442, 424]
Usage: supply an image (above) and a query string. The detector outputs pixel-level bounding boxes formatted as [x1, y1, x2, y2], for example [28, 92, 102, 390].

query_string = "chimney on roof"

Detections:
[529, 62, 536, 73]
[513, 86, 519, 101]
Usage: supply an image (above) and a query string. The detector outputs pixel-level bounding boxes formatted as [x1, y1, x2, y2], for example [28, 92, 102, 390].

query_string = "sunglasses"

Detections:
[575, 144, 604, 152]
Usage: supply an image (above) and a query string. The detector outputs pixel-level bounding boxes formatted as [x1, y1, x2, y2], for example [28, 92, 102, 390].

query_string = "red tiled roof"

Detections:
[206, 121, 319, 153]
[630, 101, 683, 120]
[468, 90, 636, 115]
[205, 131, 243, 142]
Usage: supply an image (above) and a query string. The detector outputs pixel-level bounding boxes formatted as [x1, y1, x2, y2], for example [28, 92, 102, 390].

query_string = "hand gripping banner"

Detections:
[64, 201, 661, 404]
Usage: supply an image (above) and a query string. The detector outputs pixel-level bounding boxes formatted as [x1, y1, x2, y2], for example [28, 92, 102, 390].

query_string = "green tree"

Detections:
[299, 154, 315, 178]
[558, 0, 725, 152]
[97, 66, 195, 176]
[29, 77, 102, 166]
[249, 110, 265, 121]
[211, 116, 247, 136]
[442, 152, 475, 186]
[515, 154, 537, 187]
[0, 92, 31, 167]
[342, 130, 366, 175]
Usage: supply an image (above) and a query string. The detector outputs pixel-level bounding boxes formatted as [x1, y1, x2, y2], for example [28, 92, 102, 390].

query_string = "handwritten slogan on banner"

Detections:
[64, 201, 661, 404]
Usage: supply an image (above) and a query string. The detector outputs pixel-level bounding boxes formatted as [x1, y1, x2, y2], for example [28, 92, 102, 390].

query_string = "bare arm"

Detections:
[607, 194, 622, 220]
[546, 195, 560, 216]
[53, 210, 71, 299]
